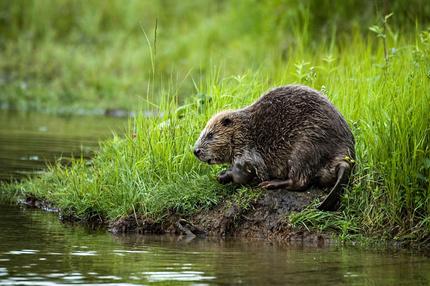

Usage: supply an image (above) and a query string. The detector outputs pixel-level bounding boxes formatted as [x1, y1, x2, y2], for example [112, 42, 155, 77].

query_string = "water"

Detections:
[0, 110, 127, 181]
[1, 110, 430, 285]
[0, 204, 430, 285]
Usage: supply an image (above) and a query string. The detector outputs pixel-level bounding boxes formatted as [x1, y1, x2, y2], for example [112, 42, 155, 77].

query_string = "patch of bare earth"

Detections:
[109, 188, 331, 244]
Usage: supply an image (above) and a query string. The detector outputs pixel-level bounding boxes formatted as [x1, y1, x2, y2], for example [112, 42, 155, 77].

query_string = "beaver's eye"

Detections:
[207, 132, 214, 139]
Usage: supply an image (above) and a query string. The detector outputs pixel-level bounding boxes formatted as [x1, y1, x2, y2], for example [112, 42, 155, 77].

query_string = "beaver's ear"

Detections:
[221, 117, 232, 126]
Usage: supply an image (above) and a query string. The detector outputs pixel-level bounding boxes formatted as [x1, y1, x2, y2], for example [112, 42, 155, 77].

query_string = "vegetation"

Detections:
[2, 1, 430, 244]
[1, 0, 429, 112]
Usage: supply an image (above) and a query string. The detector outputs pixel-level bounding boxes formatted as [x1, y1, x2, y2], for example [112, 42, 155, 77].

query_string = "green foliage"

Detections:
[15, 32, 430, 243]
[2, 1, 430, 244]
[1, 0, 429, 112]
[0, 182, 22, 204]
[229, 187, 263, 211]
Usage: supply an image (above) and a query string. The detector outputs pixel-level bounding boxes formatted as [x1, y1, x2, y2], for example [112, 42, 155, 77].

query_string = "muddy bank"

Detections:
[21, 187, 332, 243]
[109, 188, 332, 243]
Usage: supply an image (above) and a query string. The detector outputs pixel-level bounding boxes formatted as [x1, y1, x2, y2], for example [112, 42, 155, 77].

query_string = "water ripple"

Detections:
[143, 271, 216, 282]
[7, 249, 39, 255]
[70, 250, 97, 256]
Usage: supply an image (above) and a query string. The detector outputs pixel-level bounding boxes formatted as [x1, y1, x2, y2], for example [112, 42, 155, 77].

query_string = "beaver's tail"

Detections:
[317, 161, 351, 211]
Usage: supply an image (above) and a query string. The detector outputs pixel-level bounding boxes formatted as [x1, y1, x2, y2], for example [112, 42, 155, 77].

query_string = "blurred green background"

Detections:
[1, 0, 429, 113]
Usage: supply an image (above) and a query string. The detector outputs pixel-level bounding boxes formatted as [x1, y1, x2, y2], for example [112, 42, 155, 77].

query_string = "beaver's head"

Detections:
[194, 110, 237, 164]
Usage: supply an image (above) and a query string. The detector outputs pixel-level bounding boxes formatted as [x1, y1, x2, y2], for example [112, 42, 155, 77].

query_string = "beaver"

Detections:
[193, 85, 355, 211]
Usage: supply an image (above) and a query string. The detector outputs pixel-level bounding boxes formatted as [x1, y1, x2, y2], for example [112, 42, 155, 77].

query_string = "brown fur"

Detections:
[194, 85, 355, 210]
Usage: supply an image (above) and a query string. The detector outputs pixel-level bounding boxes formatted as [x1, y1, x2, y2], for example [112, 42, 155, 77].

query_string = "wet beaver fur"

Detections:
[194, 85, 355, 211]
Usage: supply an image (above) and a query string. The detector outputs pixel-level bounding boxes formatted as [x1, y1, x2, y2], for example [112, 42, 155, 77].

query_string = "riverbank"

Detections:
[19, 188, 331, 244]
[5, 29, 429, 247]
[8, 188, 426, 250]
[2, 1, 429, 247]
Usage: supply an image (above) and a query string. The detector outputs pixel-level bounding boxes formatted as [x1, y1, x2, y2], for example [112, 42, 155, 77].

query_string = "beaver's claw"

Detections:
[217, 170, 233, 184]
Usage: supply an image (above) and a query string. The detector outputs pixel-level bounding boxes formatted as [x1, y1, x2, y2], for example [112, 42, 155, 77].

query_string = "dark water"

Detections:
[1, 204, 430, 285]
[1, 110, 430, 285]
[0, 110, 127, 181]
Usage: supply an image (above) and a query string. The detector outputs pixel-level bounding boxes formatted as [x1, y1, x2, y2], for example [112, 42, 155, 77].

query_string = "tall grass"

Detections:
[15, 27, 430, 242]
[1, 0, 429, 112]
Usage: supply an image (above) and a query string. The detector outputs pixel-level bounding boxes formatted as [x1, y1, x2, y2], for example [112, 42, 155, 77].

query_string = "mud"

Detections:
[21, 195, 59, 213]
[109, 188, 331, 243]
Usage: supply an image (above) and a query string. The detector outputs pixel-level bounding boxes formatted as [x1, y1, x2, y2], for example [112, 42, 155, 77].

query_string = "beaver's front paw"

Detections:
[217, 170, 233, 184]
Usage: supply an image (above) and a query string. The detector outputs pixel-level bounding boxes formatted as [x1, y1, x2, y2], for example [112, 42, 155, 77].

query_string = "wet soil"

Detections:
[108, 188, 331, 244]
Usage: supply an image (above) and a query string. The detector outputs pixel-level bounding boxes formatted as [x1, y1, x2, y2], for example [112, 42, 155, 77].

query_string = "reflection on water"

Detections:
[0, 110, 126, 181]
[0, 204, 429, 285]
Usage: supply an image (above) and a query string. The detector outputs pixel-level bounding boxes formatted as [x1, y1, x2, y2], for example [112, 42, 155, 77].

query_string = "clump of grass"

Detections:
[13, 29, 430, 244]
[0, 182, 23, 204]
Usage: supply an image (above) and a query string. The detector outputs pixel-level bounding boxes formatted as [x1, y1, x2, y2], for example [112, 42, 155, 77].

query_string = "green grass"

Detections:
[1, 1, 430, 244]
[1, 0, 429, 112]
[13, 29, 430, 243]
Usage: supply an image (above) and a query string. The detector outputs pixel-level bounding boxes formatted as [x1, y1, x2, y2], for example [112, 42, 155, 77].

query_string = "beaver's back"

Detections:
[244, 85, 354, 174]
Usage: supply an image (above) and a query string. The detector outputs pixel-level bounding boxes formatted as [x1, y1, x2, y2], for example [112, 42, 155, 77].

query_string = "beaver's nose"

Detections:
[194, 148, 201, 157]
